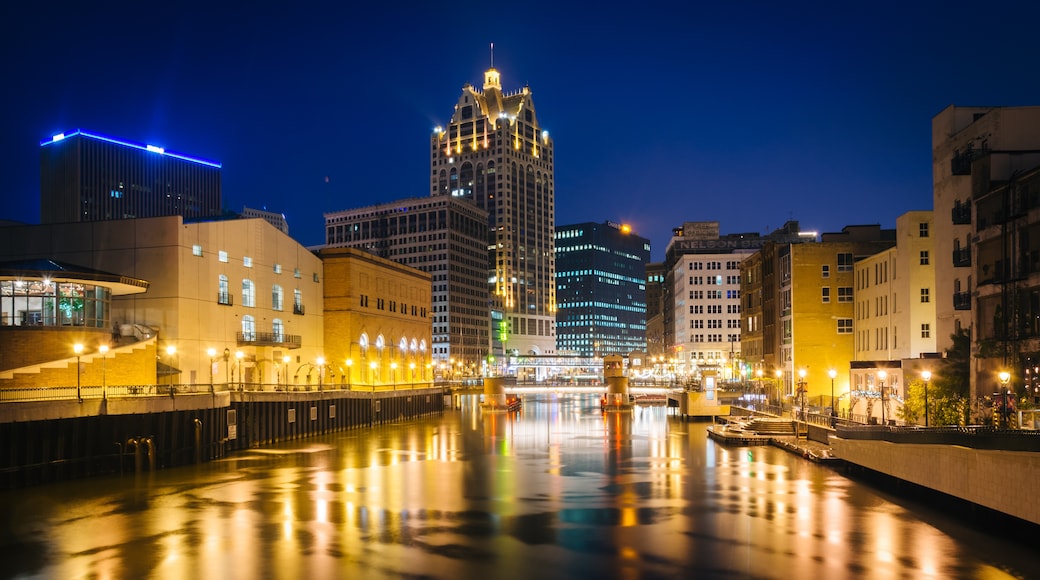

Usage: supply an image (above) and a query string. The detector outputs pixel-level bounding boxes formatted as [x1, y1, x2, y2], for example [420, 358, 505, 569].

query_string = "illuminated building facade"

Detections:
[323, 196, 489, 365]
[430, 62, 556, 358]
[665, 221, 805, 381]
[318, 247, 432, 388]
[39, 130, 222, 224]
[555, 221, 650, 357]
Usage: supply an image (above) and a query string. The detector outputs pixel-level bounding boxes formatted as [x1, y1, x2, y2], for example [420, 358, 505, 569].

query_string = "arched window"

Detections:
[293, 289, 303, 314]
[419, 339, 426, 353]
[242, 315, 255, 341]
[272, 318, 283, 341]
[360, 333, 369, 357]
[399, 337, 408, 353]
[242, 279, 255, 308]
[272, 285, 283, 311]
[410, 338, 418, 352]
[376, 334, 385, 353]
[218, 275, 230, 305]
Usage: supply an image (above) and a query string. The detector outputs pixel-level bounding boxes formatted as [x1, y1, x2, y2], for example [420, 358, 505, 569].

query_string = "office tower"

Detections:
[324, 196, 489, 365]
[39, 130, 222, 224]
[555, 221, 650, 357]
[430, 61, 556, 358]
[242, 206, 289, 235]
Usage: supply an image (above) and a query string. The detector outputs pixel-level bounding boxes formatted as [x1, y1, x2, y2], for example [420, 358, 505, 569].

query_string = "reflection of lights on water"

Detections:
[317, 499, 328, 524]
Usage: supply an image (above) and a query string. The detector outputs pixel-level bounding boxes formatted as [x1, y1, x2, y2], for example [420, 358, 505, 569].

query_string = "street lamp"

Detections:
[409, 362, 416, 385]
[235, 350, 244, 390]
[921, 370, 932, 427]
[775, 369, 783, 413]
[99, 344, 109, 400]
[207, 348, 217, 394]
[828, 368, 837, 423]
[390, 361, 398, 391]
[73, 343, 84, 402]
[878, 370, 888, 426]
[166, 345, 177, 397]
[317, 356, 325, 391]
[345, 358, 353, 389]
[223, 347, 230, 386]
[999, 371, 1011, 428]
[797, 369, 807, 435]
[283, 355, 291, 389]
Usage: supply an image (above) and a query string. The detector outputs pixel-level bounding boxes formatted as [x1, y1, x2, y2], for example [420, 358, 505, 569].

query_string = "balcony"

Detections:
[236, 331, 302, 349]
[951, 143, 988, 176]
[953, 247, 971, 268]
[953, 291, 971, 311]
[293, 303, 305, 315]
[217, 291, 233, 306]
[951, 202, 971, 225]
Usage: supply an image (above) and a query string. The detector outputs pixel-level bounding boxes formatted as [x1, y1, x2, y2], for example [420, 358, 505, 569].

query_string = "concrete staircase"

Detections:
[743, 418, 796, 435]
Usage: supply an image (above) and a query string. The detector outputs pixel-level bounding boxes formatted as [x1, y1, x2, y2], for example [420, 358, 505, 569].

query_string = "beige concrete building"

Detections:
[0, 216, 325, 389]
[319, 247, 432, 388]
[851, 211, 937, 413]
[932, 106, 1040, 352]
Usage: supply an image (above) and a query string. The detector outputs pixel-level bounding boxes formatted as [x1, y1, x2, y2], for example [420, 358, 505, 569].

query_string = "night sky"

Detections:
[3, 2, 1040, 260]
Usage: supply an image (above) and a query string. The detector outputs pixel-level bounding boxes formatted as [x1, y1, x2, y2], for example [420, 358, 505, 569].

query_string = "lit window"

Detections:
[920, 288, 930, 303]
[244, 257, 252, 268]
[192, 244, 203, 257]
[242, 279, 255, 307]
[219, 251, 228, 263]
[274, 264, 282, 274]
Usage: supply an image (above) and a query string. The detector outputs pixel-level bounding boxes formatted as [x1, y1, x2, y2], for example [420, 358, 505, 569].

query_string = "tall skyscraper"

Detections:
[430, 60, 556, 358]
[39, 130, 222, 224]
[555, 221, 650, 357]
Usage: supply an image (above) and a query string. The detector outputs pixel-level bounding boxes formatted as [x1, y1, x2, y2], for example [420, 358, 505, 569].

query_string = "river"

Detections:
[1, 393, 1037, 579]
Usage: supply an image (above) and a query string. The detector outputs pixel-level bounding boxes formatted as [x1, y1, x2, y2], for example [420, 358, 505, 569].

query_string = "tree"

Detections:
[899, 380, 924, 425]
[928, 328, 971, 425]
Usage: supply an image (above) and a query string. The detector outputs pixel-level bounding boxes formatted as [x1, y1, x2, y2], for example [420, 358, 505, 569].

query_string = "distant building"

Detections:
[777, 225, 895, 407]
[323, 196, 489, 366]
[0, 216, 324, 389]
[666, 221, 806, 381]
[555, 221, 650, 357]
[644, 262, 666, 357]
[430, 61, 556, 358]
[242, 206, 289, 235]
[39, 130, 222, 224]
[318, 247, 432, 388]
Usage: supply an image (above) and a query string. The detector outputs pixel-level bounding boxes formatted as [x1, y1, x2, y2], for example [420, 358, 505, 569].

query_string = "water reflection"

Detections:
[0, 393, 1036, 579]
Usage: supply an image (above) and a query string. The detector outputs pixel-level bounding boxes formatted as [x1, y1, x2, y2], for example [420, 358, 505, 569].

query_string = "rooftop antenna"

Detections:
[490, 42, 494, 68]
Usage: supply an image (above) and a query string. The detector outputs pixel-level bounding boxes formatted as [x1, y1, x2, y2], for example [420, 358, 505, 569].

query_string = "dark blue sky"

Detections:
[3, 2, 1039, 259]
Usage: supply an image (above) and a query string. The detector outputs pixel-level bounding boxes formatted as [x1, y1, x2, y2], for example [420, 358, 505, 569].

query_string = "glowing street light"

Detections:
[345, 358, 353, 389]
[99, 344, 110, 399]
[999, 371, 1011, 428]
[390, 361, 398, 391]
[283, 355, 291, 389]
[828, 368, 837, 421]
[317, 356, 325, 391]
[235, 350, 244, 390]
[878, 370, 888, 426]
[73, 343, 84, 402]
[207, 348, 217, 394]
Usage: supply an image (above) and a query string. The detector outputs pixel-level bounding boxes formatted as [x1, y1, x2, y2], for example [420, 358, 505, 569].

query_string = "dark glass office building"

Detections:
[555, 221, 650, 357]
[39, 130, 222, 223]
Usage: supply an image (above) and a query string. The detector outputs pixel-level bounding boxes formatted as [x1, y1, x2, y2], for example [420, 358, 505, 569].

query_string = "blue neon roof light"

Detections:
[41, 129, 222, 168]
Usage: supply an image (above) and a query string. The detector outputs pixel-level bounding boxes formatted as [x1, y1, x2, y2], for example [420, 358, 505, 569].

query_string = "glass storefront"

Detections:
[0, 280, 111, 328]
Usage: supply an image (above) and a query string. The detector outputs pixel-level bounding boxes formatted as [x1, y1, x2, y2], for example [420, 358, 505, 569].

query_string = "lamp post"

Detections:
[207, 348, 216, 394]
[878, 370, 888, 426]
[999, 371, 1011, 428]
[921, 370, 932, 427]
[283, 356, 291, 390]
[73, 343, 84, 402]
[775, 369, 783, 413]
[797, 369, 807, 436]
[345, 358, 353, 390]
[828, 368, 837, 423]
[369, 361, 378, 390]
[235, 350, 244, 390]
[223, 348, 230, 386]
[755, 369, 763, 407]
[316, 356, 325, 391]
[166, 345, 177, 397]
[99, 344, 109, 400]
[409, 362, 416, 386]
[390, 361, 398, 391]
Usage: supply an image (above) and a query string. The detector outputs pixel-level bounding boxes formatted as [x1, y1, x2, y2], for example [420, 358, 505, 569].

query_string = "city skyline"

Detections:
[3, 2, 1040, 259]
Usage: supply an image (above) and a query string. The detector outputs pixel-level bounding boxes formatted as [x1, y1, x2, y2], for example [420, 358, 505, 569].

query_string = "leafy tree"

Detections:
[898, 380, 924, 425]
[928, 328, 971, 425]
